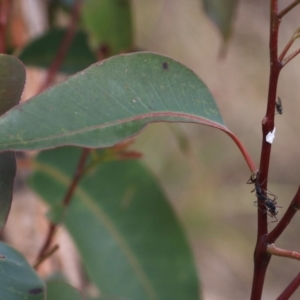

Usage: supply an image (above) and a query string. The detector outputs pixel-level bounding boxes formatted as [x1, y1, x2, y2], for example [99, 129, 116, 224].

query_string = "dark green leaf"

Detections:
[18, 28, 97, 74]
[0, 152, 16, 231]
[46, 281, 83, 300]
[0, 52, 226, 152]
[0, 242, 45, 300]
[30, 147, 200, 300]
[0, 54, 24, 231]
[0, 54, 26, 115]
[203, 0, 239, 41]
[82, 0, 133, 55]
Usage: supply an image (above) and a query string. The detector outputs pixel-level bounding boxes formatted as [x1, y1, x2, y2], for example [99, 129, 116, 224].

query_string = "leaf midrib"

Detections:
[32, 161, 158, 300]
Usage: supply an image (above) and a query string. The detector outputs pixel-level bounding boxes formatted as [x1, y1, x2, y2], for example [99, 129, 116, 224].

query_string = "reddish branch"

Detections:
[267, 244, 300, 261]
[268, 185, 300, 242]
[278, 0, 300, 19]
[34, 148, 90, 269]
[250, 0, 300, 298]
[0, 0, 11, 53]
[250, 1, 281, 298]
[276, 273, 300, 300]
[37, 0, 82, 93]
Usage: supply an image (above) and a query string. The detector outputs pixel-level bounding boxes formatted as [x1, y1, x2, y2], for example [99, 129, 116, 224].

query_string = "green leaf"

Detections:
[46, 281, 83, 300]
[202, 0, 239, 41]
[0, 52, 226, 152]
[0, 152, 16, 232]
[29, 147, 200, 300]
[0, 242, 45, 300]
[0, 54, 25, 231]
[82, 0, 133, 55]
[0, 54, 26, 115]
[18, 28, 97, 74]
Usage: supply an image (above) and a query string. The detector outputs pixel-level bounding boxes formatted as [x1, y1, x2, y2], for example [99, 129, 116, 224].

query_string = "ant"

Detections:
[248, 173, 281, 222]
[252, 183, 281, 222]
[275, 97, 283, 115]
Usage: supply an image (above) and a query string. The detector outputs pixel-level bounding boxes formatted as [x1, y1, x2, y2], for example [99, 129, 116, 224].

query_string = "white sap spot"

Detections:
[266, 127, 276, 144]
[80, 71, 85, 75]
[74, 111, 78, 114]
[132, 99, 136, 103]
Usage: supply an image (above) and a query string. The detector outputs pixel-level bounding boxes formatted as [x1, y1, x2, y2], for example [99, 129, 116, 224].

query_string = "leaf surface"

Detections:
[0, 152, 16, 231]
[46, 281, 83, 300]
[18, 28, 97, 74]
[203, 0, 239, 41]
[0, 52, 226, 152]
[30, 147, 200, 300]
[0, 54, 26, 115]
[0, 54, 25, 231]
[82, 0, 133, 55]
[0, 242, 45, 300]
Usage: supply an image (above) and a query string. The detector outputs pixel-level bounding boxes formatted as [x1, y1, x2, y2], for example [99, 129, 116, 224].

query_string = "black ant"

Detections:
[247, 171, 282, 222]
[252, 182, 281, 223]
[275, 97, 283, 115]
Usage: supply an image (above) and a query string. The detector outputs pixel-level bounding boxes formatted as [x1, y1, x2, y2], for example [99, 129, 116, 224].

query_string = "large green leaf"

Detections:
[0, 54, 25, 231]
[18, 28, 97, 74]
[0, 54, 26, 115]
[82, 0, 133, 55]
[0, 52, 226, 152]
[202, 0, 239, 41]
[29, 147, 200, 300]
[0, 152, 16, 231]
[0, 242, 45, 300]
[46, 281, 83, 300]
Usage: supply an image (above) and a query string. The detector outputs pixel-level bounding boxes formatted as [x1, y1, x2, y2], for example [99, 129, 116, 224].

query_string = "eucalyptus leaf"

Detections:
[30, 147, 200, 300]
[0, 152, 16, 232]
[46, 281, 83, 300]
[19, 28, 97, 74]
[0, 54, 26, 115]
[203, 0, 239, 41]
[0, 242, 45, 300]
[0, 54, 25, 231]
[82, 0, 133, 55]
[0, 52, 226, 152]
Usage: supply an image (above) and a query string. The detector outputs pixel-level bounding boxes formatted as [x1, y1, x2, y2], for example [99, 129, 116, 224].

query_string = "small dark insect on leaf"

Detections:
[162, 62, 169, 70]
[275, 97, 283, 114]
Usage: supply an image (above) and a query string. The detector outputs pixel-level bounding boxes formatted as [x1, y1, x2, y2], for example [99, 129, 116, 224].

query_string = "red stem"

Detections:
[224, 130, 257, 173]
[250, 1, 282, 299]
[278, 0, 300, 19]
[268, 185, 300, 243]
[276, 272, 300, 300]
[0, 0, 11, 53]
[282, 47, 300, 67]
[34, 148, 90, 269]
[37, 0, 82, 93]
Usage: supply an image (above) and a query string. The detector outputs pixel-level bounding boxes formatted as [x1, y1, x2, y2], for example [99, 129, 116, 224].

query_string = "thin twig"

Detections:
[34, 148, 90, 269]
[281, 47, 300, 67]
[63, 148, 90, 206]
[268, 185, 300, 243]
[278, 35, 294, 62]
[34, 244, 59, 269]
[37, 0, 82, 93]
[267, 244, 300, 261]
[276, 273, 300, 300]
[278, 0, 300, 19]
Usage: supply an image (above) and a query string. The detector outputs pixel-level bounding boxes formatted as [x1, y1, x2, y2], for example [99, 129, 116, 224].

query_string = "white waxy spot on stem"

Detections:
[266, 127, 276, 144]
